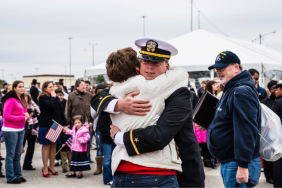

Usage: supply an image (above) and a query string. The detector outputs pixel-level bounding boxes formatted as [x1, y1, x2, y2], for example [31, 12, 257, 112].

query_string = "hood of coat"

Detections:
[75, 123, 89, 133]
[223, 70, 256, 92]
[1, 91, 20, 103]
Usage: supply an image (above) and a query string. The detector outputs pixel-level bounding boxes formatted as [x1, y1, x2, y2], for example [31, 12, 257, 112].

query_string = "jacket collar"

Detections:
[1, 91, 20, 103]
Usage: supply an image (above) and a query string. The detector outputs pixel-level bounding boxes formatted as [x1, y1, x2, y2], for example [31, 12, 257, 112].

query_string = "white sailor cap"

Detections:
[135, 37, 178, 62]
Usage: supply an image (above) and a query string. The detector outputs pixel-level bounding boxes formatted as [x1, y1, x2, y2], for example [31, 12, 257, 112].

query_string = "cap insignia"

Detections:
[146, 40, 158, 52]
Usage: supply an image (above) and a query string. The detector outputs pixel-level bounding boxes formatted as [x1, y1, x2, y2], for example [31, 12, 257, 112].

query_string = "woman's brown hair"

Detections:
[73, 115, 85, 124]
[205, 81, 217, 96]
[38, 81, 53, 100]
[12, 80, 27, 108]
[106, 47, 140, 83]
[24, 93, 32, 104]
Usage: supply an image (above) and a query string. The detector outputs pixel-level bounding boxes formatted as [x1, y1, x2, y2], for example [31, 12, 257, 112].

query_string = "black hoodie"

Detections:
[207, 70, 261, 168]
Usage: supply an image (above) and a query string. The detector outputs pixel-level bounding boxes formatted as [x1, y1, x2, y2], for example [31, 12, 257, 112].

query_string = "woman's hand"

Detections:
[51, 91, 56, 97]
[24, 113, 29, 121]
[195, 124, 206, 131]
[62, 127, 68, 133]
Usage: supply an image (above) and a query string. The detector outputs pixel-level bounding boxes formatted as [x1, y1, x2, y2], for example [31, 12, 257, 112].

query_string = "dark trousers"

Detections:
[273, 157, 282, 187]
[263, 159, 273, 180]
[23, 129, 37, 168]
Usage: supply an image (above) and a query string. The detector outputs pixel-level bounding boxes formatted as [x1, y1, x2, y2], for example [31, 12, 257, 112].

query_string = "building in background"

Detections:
[23, 74, 75, 88]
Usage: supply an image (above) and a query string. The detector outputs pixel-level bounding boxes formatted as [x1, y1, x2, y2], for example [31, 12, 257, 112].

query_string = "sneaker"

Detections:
[7, 178, 21, 184]
[106, 181, 113, 186]
[19, 177, 26, 182]
[54, 160, 60, 166]
[31, 130, 38, 136]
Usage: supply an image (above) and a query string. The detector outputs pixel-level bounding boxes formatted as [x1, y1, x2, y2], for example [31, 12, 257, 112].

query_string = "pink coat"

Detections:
[194, 123, 207, 144]
[66, 124, 90, 152]
[3, 98, 27, 129]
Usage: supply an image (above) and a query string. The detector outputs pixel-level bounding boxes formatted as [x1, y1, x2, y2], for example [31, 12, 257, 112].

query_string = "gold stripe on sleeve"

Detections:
[130, 130, 140, 155]
[97, 95, 112, 113]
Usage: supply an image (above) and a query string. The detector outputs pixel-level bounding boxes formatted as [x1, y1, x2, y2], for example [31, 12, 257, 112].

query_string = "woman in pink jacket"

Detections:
[63, 115, 90, 179]
[1, 81, 29, 184]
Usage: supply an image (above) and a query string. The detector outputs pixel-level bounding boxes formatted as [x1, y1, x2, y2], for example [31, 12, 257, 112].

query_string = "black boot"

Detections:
[0, 162, 5, 178]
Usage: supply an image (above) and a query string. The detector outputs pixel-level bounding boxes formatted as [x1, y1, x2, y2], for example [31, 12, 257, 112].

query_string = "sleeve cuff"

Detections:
[238, 161, 249, 168]
[114, 132, 125, 147]
[104, 99, 120, 114]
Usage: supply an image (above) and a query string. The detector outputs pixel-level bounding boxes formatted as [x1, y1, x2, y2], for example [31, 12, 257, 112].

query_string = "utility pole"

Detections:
[1, 69, 4, 80]
[191, 0, 193, 32]
[141, 16, 147, 36]
[259, 30, 276, 44]
[198, 11, 200, 29]
[69, 37, 72, 88]
[35, 68, 38, 78]
[89, 43, 97, 66]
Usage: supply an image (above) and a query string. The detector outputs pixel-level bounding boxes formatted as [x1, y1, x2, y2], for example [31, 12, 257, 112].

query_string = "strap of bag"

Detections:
[234, 179, 252, 188]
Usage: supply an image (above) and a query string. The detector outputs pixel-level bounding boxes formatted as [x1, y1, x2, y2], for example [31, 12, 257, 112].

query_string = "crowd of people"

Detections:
[0, 36, 282, 188]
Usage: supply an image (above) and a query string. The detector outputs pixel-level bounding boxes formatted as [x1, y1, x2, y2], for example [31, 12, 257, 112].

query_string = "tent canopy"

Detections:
[85, 29, 282, 78]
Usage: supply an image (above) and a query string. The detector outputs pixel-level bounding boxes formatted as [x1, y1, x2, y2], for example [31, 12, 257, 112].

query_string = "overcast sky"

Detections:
[1, 0, 282, 84]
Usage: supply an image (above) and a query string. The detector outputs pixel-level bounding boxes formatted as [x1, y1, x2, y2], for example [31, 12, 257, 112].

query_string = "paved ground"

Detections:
[0, 142, 272, 188]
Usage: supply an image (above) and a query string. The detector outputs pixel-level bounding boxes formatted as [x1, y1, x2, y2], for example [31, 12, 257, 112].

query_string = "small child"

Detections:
[24, 93, 40, 135]
[56, 89, 71, 173]
[63, 115, 91, 179]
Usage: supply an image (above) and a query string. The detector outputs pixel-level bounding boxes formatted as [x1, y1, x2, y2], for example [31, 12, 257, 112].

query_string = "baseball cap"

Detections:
[208, 51, 241, 70]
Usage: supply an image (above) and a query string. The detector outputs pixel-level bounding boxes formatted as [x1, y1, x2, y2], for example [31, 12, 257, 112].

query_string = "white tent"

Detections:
[85, 29, 282, 85]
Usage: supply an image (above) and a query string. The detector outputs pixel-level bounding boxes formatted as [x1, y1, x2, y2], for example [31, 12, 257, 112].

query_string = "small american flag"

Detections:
[65, 137, 72, 150]
[45, 122, 63, 143]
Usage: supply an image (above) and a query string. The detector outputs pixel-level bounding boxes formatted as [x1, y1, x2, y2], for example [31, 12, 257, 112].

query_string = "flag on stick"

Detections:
[65, 137, 72, 150]
[45, 121, 63, 143]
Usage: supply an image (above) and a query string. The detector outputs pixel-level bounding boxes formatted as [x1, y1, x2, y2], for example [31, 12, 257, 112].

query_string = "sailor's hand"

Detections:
[115, 92, 151, 116]
[110, 125, 120, 139]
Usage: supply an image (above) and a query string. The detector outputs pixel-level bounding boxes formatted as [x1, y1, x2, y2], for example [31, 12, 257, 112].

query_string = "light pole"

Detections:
[198, 11, 200, 29]
[259, 30, 276, 44]
[1, 69, 4, 80]
[35, 68, 38, 78]
[89, 43, 97, 66]
[141, 16, 147, 36]
[191, 0, 193, 32]
[69, 37, 72, 88]
[62, 65, 67, 75]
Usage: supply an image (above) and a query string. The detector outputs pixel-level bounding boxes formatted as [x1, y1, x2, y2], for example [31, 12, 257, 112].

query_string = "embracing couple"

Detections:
[91, 37, 205, 187]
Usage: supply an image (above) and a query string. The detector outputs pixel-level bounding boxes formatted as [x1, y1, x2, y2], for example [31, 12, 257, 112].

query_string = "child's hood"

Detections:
[76, 123, 89, 133]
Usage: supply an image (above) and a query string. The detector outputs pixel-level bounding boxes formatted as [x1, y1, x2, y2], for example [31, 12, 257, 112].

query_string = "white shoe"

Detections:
[106, 181, 113, 186]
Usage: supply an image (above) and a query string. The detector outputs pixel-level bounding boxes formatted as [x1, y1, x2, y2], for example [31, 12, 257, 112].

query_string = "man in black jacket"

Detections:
[271, 81, 282, 187]
[261, 80, 277, 184]
[59, 79, 68, 94]
[30, 79, 39, 105]
[91, 37, 205, 187]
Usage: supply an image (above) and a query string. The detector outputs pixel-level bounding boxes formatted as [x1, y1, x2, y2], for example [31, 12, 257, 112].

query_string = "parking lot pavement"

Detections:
[0, 143, 272, 188]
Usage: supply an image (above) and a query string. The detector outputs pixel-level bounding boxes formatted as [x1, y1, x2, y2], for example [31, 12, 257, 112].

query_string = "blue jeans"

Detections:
[112, 171, 179, 188]
[88, 131, 94, 161]
[101, 142, 116, 184]
[2, 130, 25, 182]
[95, 129, 103, 157]
[220, 157, 261, 188]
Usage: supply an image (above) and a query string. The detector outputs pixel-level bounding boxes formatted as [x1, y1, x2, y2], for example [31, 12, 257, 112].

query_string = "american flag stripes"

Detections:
[45, 122, 63, 143]
[65, 137, 72, 150]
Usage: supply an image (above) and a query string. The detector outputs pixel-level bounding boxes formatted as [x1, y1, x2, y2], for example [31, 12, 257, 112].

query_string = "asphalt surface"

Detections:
[0, 142, 272, 188]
